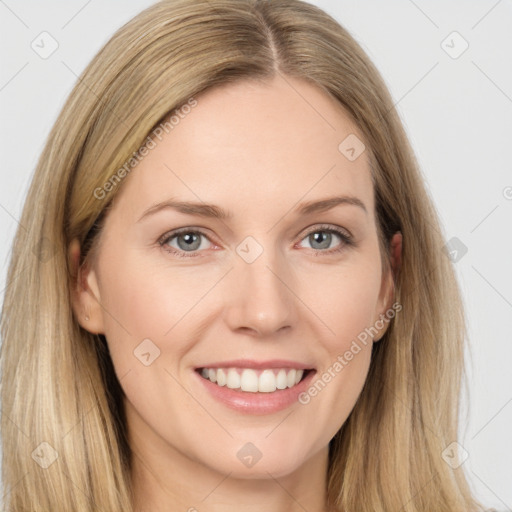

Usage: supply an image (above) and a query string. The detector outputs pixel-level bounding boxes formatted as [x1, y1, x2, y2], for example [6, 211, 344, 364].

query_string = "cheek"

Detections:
[306, 261, 383, 348]
[296, 259, 381, 421]
[95, 252, 209, 374]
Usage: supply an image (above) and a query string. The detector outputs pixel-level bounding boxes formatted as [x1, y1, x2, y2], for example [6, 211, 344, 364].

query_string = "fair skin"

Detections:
[71, 75, 401, 512]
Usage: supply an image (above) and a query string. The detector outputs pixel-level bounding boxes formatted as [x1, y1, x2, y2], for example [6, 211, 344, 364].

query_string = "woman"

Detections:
[0, 0, 489, 510]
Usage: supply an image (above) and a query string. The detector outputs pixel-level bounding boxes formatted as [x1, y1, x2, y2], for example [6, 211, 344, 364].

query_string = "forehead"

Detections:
[110, 75, 374, 222]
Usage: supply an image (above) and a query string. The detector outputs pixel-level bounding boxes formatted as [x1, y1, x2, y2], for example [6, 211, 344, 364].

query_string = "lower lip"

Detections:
[193, 369, 316, 415]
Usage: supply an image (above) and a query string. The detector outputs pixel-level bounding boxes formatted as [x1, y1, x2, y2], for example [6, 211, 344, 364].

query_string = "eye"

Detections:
[158, 224, 354, 259]
[159, 229, 214, 257]
[297, 225, 353, 254]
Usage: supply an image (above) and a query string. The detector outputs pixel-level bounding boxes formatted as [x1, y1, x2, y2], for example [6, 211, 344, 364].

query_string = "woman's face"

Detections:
[74, 75, 398, 480]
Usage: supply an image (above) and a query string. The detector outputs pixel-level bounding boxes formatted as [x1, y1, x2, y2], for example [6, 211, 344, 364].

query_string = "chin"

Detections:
[201, 440, 318, 480]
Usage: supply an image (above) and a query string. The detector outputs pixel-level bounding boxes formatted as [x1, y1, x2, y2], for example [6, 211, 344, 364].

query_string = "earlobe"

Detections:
[374, 231, 402, 342]
[68, 238, 105, 334]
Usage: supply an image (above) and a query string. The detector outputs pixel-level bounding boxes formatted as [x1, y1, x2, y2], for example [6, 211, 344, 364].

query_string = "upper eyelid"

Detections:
[297, 223, 353, 241]
[158, 226, 216, 244]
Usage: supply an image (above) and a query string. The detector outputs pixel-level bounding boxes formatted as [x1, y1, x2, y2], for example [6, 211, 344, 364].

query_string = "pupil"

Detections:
[178, 232, 200, 251]
[311, 231, 331, 249]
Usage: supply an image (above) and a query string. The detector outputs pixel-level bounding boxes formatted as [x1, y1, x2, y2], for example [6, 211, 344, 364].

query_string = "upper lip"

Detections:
[195, 359, 315, 370]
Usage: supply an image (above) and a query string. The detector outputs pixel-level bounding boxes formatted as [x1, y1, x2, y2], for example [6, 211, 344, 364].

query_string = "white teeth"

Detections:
[276, 369, 288, 389]
[199, 367, 305, 393]
[240, 369, 259, 392]
[226, 368, 240, 389]
[287, 369, 297, 388]
[216, 368, 227, 386]
[259, 369, 276, 393]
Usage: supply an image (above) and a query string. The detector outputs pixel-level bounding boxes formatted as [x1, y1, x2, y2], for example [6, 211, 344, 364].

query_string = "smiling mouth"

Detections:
[196, 367, 313, 393]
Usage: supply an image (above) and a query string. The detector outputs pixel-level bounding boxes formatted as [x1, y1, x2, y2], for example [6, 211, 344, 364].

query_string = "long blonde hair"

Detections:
[1, 0, 486, 510]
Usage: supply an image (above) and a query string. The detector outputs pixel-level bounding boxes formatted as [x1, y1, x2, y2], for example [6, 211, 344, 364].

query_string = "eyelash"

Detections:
[157, 224, 354, 259]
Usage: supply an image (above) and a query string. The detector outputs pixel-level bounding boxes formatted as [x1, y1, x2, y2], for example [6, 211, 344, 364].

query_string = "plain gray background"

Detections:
[0, 0, 511, 509]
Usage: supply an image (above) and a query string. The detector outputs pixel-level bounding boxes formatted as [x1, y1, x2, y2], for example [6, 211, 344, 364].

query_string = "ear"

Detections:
[68, 238, 105, 334]
[374, 231, 402, 341]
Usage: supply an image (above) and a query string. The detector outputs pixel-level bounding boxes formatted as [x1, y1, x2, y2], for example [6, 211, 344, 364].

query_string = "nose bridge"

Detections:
[224, 237, 297, 336]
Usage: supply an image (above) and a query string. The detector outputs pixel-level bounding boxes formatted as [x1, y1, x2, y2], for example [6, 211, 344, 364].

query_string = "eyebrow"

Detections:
[137, 195, 367, 222]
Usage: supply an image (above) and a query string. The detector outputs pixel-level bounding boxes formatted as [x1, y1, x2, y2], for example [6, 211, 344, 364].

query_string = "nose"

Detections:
[223, 247, 298, 338]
